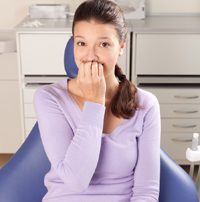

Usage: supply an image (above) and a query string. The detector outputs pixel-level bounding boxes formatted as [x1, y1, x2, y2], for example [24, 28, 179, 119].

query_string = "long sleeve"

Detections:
[130, 95, 161, 202]
[34, 86, 105, 193]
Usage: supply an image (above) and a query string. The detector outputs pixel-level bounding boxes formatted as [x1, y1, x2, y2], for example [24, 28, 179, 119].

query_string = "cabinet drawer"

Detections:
[135, 34, 200, 75]
[161, 132, 192, 161]
[161, 104, 200, 118]
[25, 118, 37, 137]
[23, 87, 38, 103]
[19, 33, 71, 75]
[24, 104, 36, 117]
[161, 118, 200, 132]
[141, 87, 200, 104]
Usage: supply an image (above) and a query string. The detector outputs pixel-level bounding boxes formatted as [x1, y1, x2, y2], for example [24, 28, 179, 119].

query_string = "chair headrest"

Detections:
[64, 37, 78, 78]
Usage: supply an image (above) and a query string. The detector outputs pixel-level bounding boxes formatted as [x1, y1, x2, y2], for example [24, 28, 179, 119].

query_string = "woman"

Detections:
[34, 0, 161, 201]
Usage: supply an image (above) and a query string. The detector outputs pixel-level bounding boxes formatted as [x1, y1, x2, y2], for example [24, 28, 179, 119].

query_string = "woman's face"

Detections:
[73, 20, 125, 78]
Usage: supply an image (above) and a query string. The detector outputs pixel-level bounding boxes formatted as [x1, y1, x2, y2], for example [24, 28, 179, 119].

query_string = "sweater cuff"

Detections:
[80, 101, 105, 129]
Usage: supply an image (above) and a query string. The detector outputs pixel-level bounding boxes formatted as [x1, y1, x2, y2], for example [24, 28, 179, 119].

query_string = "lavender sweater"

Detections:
[34, 77, 161, 202]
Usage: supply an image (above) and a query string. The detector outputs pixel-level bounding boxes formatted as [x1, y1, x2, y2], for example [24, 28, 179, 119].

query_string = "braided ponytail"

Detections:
[110, 65, 138, 119]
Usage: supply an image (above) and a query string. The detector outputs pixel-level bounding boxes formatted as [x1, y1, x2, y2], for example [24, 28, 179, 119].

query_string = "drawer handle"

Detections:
[174, 95, 199, 99]
[173, 110, 198, 114]
[172, 124, 197, 128]
[171, 138, 192, 142]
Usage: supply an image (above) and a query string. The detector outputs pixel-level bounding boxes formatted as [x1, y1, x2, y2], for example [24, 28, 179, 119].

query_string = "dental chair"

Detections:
[0, 38, 198, 202]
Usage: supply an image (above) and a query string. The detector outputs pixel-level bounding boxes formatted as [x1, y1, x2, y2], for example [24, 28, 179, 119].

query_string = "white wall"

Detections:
[148, 0, 200, 14]
[0, 0, 28, 30]
[0, 0, 200, 29]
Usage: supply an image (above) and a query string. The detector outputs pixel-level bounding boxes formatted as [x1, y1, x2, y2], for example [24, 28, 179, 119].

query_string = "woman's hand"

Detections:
[77, 61, 106, 105]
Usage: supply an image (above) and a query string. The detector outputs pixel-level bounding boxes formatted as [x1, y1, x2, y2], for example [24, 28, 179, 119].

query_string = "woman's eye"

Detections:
[100, 42, 110, 48]
[77, 41, 86, 46]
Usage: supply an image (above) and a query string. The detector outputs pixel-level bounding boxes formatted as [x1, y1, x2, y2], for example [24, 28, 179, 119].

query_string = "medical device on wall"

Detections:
[115, 0, 145, 19]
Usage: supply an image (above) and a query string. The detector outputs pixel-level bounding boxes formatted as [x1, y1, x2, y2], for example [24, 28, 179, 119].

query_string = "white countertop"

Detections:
[128, 15, 200, 33]
[15, 16, 72, 32]
[15, 15, 200, 33]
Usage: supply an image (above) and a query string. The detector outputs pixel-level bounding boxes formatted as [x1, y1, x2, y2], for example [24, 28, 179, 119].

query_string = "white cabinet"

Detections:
[142, 86, 200, 163]
[0, 52, 22, 153]
[142, 87, 200, 163]
[135, 34, 200, 75]
[17, 31, 72, 137]
[19, 33, 70, 75]
[23, 87, 37, 135]
[133, 31, 200, 164]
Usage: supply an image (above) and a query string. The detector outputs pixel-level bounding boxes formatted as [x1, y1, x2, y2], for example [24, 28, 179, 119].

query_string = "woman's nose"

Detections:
[82, 46, 99, 62]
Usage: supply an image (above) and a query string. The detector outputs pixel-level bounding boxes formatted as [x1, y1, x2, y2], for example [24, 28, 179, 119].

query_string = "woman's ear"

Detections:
[119, 49, 123, 56]
[119, 41, 126, 56]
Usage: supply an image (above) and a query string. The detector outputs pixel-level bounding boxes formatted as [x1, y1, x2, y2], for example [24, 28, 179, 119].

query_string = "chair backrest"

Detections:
[160, 150, 198, 202]
[0, 123, 198, 202]
[64, 36, 78, 78]
[0, 123, 50, 202]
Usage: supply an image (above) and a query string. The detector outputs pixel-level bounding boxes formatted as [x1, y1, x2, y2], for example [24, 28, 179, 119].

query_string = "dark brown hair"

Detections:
[72, 0, 138, 119]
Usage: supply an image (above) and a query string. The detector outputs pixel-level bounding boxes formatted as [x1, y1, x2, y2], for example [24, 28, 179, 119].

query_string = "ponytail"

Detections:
[110, 65, 138, 119]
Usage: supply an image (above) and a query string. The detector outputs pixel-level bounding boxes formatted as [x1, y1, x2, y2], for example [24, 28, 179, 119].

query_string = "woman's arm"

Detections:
[130, 95, 161, 202]
[34, 86, 105, 193]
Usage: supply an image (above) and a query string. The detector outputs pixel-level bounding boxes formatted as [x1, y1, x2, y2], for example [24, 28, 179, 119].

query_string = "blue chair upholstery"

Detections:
[64, 36, 78, 78]
[0, 123, 198, 202]
[160, 150, 198, 202]
[0, 123, 50, 202]
[0, 37, 198, 202]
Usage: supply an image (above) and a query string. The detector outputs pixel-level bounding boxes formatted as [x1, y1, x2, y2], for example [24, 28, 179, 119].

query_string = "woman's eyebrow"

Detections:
[98, 37, 112, 40]
[74, 36, 85, 39]
[74, 36, 112, 40]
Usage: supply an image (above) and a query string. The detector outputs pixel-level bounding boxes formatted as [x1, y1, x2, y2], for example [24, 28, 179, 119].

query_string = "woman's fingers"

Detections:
[78, 61, 104, 80]
[98, 63, 104, 79]
[84, 62, 92, 80]
[91, 62, 99, 78]
[76, 61, 106, 104]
